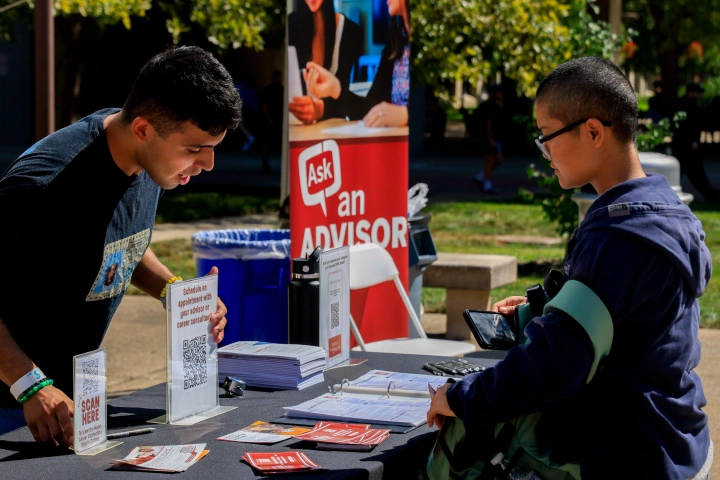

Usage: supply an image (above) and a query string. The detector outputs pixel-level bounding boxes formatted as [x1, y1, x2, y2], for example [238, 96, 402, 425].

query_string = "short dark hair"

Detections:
[536, 56, 638, 144]
[121, 46, 242, 137]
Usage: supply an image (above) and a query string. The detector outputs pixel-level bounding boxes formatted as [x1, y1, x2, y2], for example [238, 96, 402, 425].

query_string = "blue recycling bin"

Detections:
[191, 229, 291, 346]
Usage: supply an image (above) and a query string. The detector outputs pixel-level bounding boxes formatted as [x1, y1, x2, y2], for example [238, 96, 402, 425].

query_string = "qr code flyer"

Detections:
[167, 275, 219, 423]
[73, 348, 107, 453]
[183, 334, 208, 390]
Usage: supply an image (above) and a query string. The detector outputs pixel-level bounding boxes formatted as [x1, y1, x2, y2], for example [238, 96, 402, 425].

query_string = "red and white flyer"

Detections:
[111, 444, 208, 472]
[294, 422, 390, 451]
[242, 451, 325, 473]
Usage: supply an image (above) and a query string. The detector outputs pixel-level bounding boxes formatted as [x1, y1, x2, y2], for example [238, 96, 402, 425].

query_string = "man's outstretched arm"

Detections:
[0, 317, 74, 446]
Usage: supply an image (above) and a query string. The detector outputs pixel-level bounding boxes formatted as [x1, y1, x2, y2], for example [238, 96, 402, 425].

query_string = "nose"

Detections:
[195, 149, 215, 172]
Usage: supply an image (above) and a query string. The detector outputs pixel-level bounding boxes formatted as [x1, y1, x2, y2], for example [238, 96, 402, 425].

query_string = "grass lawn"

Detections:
[143, 196, 720, 328]
[420, 200, 563, 316]
[155, 192, 279, 224]
[695, 203, 720, 328]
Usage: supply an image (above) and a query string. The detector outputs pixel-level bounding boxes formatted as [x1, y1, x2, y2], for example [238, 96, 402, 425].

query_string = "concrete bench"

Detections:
[423, 253, 517, 341]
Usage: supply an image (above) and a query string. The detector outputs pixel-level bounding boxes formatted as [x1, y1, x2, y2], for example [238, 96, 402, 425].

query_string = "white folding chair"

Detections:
[348, 243, 476, 356]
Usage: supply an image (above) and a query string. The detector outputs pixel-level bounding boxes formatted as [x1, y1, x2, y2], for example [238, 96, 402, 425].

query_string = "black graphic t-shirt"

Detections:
[0, 108, 161, 407]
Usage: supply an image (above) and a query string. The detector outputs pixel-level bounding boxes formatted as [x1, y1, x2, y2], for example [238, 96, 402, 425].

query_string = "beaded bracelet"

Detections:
[17, 379, 45, 400]
[160, 276, 183, 309]
[18, 378, 53, 404]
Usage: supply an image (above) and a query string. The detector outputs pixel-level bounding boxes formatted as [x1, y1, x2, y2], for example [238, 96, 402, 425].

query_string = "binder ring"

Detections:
[339, 378, 350, 395]
[385, 381, 396, 399]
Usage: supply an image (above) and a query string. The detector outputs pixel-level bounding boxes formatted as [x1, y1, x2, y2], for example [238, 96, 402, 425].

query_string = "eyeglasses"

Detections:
[535, 118, 612, 161]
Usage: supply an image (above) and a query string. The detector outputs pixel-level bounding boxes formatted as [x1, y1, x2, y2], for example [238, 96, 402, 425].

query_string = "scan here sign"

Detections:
[290, 137, 409, 343]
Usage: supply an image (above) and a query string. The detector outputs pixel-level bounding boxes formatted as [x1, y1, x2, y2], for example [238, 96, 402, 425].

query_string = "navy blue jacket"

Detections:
[446, 174, 711, 479]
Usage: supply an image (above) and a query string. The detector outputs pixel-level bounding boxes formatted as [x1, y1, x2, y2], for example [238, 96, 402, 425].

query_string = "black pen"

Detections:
[422, 363, 446, 376]
[106, 427, 155, 440]
[429, 363, 457, 375]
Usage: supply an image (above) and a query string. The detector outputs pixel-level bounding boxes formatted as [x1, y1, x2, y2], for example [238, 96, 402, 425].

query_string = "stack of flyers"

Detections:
[111, 444, 208, 472]
[294, 422, 390, 451]
[216, 421, 312, 444]
[242, 451, 325, 474]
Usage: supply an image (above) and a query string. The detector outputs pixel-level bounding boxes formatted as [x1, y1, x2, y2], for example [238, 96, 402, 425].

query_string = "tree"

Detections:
[622, 0, 720, 113]
[410, 0, 623, 238]
[410, 0, 620, 101]
[0, 0, 284, 127]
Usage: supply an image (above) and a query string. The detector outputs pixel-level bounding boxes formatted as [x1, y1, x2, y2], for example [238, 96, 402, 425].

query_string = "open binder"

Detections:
[282, 370, 453, 428]
[329, 378, 432, 398]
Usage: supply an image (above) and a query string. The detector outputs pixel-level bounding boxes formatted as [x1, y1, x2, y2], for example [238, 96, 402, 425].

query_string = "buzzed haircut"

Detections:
[121, 46, 242, 137]
[536, 56, 638, 144]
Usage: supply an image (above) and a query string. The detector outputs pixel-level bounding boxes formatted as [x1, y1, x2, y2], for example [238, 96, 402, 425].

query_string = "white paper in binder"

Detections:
[283, 370, 456, 427]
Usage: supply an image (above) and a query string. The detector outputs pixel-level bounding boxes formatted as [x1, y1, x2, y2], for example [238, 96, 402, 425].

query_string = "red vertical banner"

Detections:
[289, 134, 409, 343]
[287, 0, 412, 343]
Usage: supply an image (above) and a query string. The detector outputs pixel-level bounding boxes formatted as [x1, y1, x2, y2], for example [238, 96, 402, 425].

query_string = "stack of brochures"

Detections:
[218, 341, 326, 390]
[242, 451, 325, 474]
[283, 370, 452, 427]
[294, 422, 390, 451]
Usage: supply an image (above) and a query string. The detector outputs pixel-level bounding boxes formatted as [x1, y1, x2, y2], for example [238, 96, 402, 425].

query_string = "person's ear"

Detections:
[131, 117, 155, 144]
[585, 118, 605, 148]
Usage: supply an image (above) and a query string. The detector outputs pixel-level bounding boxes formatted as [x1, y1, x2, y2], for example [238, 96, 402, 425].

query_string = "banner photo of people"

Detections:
[288, 0, 411, 343]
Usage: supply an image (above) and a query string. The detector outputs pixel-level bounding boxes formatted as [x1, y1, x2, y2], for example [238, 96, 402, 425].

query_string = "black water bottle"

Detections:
[288, 246, 322, 345]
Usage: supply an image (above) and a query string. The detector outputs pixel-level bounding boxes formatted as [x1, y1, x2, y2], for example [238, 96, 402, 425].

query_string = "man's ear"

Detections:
[131, 117, 154, 144]
[585, 118, 606, 148]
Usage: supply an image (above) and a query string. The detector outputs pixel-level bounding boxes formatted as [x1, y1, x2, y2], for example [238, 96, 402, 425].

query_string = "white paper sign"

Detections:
[288, 45, 303, 125]
[167, 275, 220, 423]
[319, 246, 350, 368]
[73, 348, 121, 454]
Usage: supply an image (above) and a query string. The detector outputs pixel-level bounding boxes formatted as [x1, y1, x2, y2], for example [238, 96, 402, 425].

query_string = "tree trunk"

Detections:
[658, 46, 680, 116]
[55, 14, 84, 129]
[647, 0, 680, 116]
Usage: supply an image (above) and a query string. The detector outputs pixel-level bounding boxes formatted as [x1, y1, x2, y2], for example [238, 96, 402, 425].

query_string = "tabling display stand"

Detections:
[72, 348, 122, 455]
[319, 246, 351, 368]
[149, 274, 236, 425]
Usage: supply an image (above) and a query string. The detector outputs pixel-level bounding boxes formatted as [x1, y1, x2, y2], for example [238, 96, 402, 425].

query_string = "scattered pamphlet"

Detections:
[294, 422, 390, 451]
[218, 341, 326, 390]
[217, 421, 312, 444]
[242, 451, 325, 474]
[111, 444, 208, 472]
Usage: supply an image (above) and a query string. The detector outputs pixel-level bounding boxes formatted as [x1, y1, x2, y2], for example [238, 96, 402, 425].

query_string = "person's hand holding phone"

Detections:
[492, 296, 527, 315]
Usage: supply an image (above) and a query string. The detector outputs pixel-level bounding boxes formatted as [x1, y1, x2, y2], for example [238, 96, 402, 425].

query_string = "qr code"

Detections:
[82, 358, 99, 397]
[330, 301, 340, 329]
[183, 334, 207, 390]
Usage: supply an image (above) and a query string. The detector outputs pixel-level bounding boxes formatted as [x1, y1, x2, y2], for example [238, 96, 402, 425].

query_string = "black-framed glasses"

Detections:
[535, 118, 612, 160]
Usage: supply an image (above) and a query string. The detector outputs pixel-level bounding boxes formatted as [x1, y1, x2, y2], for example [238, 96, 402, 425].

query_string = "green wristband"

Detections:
[18, 378, 53, 404]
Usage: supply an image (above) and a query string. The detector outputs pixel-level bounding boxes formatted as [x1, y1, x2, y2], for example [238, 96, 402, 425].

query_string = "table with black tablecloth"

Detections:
[0, 351, 504, 479]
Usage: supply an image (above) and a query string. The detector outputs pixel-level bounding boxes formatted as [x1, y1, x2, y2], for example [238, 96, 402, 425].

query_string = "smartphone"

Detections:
[462, 310, 517, 350]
